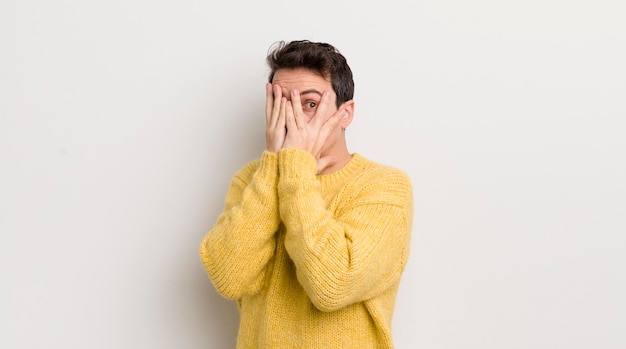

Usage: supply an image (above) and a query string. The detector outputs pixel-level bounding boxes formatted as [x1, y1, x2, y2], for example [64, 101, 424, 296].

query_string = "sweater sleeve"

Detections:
[277, 148, 413, 312]
[199, 151, 280, 299]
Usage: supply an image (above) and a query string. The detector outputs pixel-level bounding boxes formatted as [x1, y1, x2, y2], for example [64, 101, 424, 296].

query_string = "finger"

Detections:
[285, 100, 296, 130]
[271, 84, 283, 126]
[319, 110, 342, 141]
[316, 156, 337, 174]
[265, 83, 273, 124]
[290, 89, 305, 129]
[275, 97, 289, 131]
[279, 96, 287, 126]
[312, 91, 331, 127]
[277, 100, 286, 129]
[309, 111, 341, 158]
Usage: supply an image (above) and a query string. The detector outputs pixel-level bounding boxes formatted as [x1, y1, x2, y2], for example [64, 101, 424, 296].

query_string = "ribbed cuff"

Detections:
[278, 148, 317, 179]
[256, 150, 279, 177]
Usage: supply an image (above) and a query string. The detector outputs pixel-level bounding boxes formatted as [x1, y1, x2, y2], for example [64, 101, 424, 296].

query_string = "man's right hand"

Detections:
[265, 83, 287, 153]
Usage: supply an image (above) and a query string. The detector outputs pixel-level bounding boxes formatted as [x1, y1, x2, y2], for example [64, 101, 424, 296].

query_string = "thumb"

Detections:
[316, 156, 337, 174]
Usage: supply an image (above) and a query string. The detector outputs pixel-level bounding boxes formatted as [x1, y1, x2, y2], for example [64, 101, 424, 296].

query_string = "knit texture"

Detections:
[200, 148, 413, 349]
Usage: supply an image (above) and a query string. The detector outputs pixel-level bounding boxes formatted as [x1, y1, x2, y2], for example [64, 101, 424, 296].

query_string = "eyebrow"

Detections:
[300, 89, 323, 97]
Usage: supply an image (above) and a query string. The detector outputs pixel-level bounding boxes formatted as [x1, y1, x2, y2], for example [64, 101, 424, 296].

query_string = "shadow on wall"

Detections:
[195, 271, 239, 348]
[192, 98, 265, 347]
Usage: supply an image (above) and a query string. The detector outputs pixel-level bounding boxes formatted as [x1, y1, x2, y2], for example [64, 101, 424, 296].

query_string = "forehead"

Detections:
[272, 68, 332, 91]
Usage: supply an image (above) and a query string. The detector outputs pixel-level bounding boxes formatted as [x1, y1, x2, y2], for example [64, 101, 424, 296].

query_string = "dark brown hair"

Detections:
[267, 40, 354, 108]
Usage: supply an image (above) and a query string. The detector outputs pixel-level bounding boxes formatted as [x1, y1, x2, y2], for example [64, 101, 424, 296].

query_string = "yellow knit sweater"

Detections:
[200, 148, 413, 348]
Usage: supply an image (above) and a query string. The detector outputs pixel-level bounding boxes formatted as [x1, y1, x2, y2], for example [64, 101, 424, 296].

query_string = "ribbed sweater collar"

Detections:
[317, 153, 371, 188]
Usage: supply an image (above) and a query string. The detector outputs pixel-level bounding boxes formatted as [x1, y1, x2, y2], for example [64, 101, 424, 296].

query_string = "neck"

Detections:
[318, 140, 351, 175]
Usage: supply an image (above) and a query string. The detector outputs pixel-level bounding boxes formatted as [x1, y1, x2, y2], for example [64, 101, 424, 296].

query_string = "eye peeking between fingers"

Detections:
[303, 101, 318, 111]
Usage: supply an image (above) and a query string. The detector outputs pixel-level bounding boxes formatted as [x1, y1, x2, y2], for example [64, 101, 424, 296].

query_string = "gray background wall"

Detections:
[1, 0, 625, 348]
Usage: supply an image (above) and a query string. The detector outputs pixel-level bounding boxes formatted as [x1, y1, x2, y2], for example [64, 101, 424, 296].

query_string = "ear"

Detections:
[338, 100, 355, 129]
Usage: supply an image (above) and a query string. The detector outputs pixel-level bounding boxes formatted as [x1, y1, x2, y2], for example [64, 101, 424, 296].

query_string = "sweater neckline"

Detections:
[317, 153, 370, 187]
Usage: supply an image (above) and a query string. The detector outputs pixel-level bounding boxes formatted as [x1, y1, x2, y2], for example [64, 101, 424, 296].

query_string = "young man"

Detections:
[200, 40, 413, 348]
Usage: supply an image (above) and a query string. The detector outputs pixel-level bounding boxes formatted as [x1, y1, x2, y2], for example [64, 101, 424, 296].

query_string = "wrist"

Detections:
[266, 140, 282, 153]
[281, 141, 313, 155]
